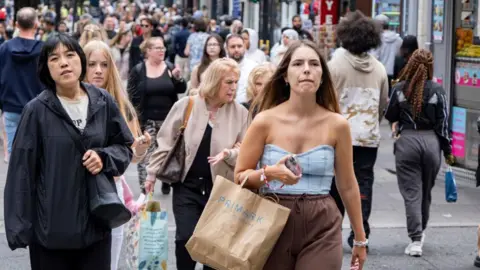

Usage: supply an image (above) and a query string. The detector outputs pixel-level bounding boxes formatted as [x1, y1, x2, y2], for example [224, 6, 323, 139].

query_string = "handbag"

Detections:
[445, 166, 458, 203]
[156, 96, 194, 184]
[61, 120, 132, 229]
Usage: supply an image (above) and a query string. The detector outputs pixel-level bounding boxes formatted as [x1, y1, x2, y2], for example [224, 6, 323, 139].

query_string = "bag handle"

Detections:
[240, 173, 280, 204]
[181, 96, 194, 129]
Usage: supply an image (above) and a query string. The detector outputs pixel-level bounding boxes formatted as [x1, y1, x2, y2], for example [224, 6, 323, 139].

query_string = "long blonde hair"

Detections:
[83, 40, 141, 137]
[79, 23, 109, 48]
[246, 63, 276, 102]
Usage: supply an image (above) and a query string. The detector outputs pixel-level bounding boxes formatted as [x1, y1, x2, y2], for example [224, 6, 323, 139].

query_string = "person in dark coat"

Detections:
[3, 33, 134, 269]
[393, 35, 419, 82]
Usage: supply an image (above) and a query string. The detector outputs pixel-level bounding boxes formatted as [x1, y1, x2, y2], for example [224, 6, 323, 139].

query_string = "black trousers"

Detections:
[29, 235, 111, 270]
[172, 183, 214, 270]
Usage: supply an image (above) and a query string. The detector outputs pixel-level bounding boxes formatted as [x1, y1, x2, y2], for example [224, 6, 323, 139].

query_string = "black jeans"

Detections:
[350, 146, 378, 239]
[29, 235, 111, 270]
[173, 182, 214, 270]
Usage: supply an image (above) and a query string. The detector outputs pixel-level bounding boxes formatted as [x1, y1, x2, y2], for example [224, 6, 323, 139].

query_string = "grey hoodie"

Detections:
[372, 30, 403, 75]
[328, 47, 389, 147]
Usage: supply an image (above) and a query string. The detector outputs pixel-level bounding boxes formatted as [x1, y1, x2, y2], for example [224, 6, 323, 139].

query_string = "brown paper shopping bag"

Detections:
[186, 175, 291, 270]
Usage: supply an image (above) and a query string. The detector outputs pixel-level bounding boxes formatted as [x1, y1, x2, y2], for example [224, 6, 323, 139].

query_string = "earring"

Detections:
[285, 81, 289, 86]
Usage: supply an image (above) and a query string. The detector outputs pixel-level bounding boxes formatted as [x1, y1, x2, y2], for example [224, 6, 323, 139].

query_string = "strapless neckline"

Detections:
[264, 144, 334, 156]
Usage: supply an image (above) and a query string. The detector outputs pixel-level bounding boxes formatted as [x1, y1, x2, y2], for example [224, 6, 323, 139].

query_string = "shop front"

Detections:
[431, 0, 480, 178]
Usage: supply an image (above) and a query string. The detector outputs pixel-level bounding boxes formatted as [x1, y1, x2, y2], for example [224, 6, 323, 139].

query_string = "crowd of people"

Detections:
[0, 2, 469, 270]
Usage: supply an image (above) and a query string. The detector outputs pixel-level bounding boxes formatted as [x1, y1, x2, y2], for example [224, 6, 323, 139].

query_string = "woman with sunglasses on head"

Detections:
[127, 36, 186, 195]
[234, 40, 367, 270]
[4, 33, 134, 269]
[83, 40, 151, 270]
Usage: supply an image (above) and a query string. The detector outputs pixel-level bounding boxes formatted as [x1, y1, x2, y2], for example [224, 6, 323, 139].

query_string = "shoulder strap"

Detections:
[181, 97, 194, 129]
[61, 120, 87, 154]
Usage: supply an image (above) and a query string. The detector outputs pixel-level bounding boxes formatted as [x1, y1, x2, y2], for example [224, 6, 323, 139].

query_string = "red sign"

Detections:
[318, 0, 339, 25]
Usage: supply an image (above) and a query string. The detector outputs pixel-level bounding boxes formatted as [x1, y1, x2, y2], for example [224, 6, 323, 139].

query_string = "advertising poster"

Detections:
[455, 61, 480, 87]
[433, 0, 444, 42]
[452, 106, 467, 158]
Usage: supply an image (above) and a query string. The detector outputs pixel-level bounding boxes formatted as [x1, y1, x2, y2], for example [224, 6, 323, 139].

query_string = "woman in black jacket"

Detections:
[127, 36, 186, 195]
[3, 33, 134, 269]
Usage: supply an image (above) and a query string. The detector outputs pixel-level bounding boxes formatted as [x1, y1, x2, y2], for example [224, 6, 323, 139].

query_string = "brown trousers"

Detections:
[264, 194, 343, 270]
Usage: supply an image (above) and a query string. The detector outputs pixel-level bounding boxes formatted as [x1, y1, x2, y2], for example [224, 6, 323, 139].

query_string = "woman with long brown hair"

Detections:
[385, 49, 454, 257]
[189, 33, 226, 90]
[235, 40, 367, 269]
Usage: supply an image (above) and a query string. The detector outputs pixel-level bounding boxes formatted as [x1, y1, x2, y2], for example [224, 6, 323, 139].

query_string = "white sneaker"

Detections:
[405, 241, 423, 257]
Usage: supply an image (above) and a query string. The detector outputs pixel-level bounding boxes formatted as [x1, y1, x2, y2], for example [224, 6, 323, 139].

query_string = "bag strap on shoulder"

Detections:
[181, 97, 194, 129]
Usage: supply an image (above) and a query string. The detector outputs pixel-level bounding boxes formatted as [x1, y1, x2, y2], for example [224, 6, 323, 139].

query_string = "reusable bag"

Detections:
[126, 194, 169, 270]
[186, 175, 291, 270]
[445, 166, 458, 203]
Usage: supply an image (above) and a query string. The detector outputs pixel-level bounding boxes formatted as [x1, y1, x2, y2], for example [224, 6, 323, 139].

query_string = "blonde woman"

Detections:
[83, 40, 152, 270]
[144, 58, 248, 270]
[242, 63, 276, 116]
[79, 23, 109, 47]
[127, 36, 186, 195]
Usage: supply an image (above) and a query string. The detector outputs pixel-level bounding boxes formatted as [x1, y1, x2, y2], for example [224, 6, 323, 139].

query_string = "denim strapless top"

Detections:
[259, 144, 335, 195]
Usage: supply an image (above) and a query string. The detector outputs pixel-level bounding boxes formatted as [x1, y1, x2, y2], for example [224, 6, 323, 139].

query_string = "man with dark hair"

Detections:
[173, 17, 191, 80]
[373, 14, 403, 92]
[129, 17, 162, 71]
[0, 7, 43, 156]
[292, 14, 313, 41]
[225, 34, 258, 103]
[328, 10, 388, 251]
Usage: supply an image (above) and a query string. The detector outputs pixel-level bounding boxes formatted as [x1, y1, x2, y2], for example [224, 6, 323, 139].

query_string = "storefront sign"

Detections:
[454, 61, 480, 87]
[317, 0, 338, 25]
[433, 0, 444, 42]
[452, 106, 467, 158]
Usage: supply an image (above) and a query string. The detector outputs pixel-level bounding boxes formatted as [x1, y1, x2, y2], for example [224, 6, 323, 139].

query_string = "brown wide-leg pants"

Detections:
[264, 194, 343, 270]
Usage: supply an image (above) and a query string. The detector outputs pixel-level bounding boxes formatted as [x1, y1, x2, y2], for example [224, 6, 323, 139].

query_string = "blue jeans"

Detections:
[3, 111, 21, 154]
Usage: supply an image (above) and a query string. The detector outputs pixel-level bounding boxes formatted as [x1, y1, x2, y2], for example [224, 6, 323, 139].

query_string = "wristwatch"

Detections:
[353, 239, 369, 248]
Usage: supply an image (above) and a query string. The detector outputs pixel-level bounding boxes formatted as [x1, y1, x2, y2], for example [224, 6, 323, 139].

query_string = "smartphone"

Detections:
[285, 155, 302, 176]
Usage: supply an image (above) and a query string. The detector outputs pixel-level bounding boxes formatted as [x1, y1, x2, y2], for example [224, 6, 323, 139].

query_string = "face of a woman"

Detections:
[206, 37, 221, 58]
[216, 71, 238, 104]
[253, 73, 271, 97]
[47, 44, 82, 88]
[86, 49, 109, 88]
[285, 45, 323, 94]
[147, 39, 166, 62]
[241, 32, 250, 49]
[282, 35, 290, 46]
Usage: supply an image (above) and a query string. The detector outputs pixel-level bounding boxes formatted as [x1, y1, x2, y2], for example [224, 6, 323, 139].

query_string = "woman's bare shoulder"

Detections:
[325, 111, 349, 131]
[250, 109, 277, 129]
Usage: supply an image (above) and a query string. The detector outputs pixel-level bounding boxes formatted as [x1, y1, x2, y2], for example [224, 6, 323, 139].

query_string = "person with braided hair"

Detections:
[385, 49, 454, 257]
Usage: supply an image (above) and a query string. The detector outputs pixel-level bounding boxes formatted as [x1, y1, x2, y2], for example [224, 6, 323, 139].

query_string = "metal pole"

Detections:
[71, 0, 78, 33]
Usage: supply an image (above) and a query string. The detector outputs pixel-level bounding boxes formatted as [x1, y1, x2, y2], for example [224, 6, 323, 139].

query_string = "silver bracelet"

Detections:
[353, 239, 369, 247]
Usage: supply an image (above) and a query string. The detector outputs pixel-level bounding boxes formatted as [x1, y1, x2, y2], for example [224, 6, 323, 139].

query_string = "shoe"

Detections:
[161, 183, 171, 195]
[474, 256, 480, 267]
[405, 241, 422, 257]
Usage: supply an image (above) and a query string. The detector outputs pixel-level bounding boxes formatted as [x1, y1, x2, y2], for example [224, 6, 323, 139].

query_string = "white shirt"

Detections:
[58, 95, 89, 132]
[235, 58, 258, 104]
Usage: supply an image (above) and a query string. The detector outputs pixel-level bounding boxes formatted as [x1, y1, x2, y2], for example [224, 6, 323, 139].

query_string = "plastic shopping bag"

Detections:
[126, 193, 168, 269]
[445, 166, 458, 203]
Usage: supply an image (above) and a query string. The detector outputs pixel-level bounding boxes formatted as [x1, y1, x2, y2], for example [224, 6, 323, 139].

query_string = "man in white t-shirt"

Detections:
[225, 34, 258, 104]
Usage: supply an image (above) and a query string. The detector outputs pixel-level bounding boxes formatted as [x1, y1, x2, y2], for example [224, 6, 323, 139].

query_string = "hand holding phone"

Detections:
[285, 155, 302, 176]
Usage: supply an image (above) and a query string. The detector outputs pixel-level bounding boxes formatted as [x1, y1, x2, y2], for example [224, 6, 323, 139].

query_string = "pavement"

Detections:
[1, 122, 480, 270]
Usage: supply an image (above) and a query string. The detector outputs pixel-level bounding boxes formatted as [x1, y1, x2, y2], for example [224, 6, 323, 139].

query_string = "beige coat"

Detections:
[146, 95, 249, 182]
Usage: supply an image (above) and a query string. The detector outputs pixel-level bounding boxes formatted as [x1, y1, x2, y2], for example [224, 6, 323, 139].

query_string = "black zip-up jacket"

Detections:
[4, 83, 134, 250]
[385, 80, 452, 155]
